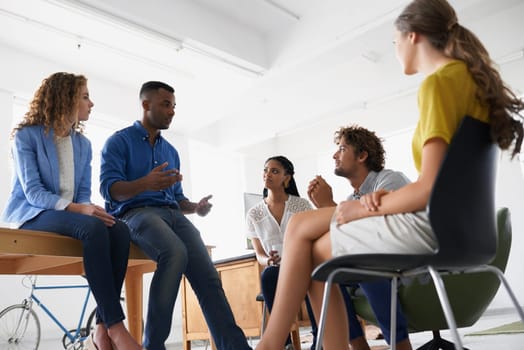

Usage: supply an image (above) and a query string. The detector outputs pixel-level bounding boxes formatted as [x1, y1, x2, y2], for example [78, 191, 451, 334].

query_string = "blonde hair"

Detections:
[14, 72, 87, 137]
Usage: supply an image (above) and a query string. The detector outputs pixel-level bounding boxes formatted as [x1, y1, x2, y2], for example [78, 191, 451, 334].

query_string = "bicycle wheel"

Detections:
[61, 326, 90, 350]
[61, 308, 96, 350]
[84, 308, 97, 337]
[0, 303, 41, 350]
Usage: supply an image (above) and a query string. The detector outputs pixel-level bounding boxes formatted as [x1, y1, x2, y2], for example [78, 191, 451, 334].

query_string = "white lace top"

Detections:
[245, 195, 313, 255]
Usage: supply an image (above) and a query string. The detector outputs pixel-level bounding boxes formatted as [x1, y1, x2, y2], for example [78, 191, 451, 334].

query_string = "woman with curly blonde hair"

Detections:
[255, 1, 523, 349]
[3, 72, 143, 350]
[14, 72, 86, 136]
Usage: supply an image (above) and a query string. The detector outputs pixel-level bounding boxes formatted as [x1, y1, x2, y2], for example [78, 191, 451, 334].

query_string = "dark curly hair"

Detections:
[334, 125, 385, 172]
[395, 0, 524, 157]
[13, 72, 87, 137]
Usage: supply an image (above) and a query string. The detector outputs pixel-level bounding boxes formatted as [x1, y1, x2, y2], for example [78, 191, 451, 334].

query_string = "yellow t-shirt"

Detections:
[411, 60, 489, 172]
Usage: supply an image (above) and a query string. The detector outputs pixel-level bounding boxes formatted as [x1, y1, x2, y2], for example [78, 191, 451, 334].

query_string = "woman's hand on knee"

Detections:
[66, 203, 116, 226]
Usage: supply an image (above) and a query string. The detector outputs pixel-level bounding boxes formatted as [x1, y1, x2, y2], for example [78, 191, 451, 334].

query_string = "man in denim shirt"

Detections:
[100, 81, 251, 350]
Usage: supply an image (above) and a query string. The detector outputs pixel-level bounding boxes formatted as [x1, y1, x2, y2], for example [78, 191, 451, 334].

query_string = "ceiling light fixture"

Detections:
[45, 0, 266, 77]
[0, 8, 194, 79]
[261, 0, 300, 21]
[497, 49, 524, 65]
[45, 0, 183, 51]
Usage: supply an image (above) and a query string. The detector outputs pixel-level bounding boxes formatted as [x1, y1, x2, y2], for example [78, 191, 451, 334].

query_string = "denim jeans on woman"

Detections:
[261, 266, 296, 347]
[121, 206, 251, 350]
[21, 210, 130, 327]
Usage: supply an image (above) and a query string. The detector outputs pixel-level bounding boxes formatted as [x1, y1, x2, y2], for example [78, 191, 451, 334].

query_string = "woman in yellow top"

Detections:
[255, 1, 524, 350]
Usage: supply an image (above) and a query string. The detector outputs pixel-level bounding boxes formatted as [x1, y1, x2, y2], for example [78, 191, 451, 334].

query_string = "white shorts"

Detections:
[330, 211, 438, 257]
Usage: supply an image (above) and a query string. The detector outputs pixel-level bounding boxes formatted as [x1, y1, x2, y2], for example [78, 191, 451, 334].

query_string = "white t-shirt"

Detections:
[55, 135, 75, 210]
[246, 195, 313, 255]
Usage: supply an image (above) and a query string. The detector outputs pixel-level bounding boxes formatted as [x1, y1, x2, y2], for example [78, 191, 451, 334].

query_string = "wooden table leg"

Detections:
[291, 318, 301, 350]
[125, 267, 144, 343]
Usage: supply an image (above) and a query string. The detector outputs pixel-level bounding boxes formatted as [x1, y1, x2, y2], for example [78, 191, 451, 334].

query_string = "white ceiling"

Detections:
[1, 0, 523, 151]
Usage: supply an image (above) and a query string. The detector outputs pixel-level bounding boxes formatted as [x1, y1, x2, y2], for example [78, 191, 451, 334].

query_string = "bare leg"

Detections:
[107, 322, 142, 350]
[309, 233, 351, 350]
[349, 337, 371, 350]
[310, 237, 412, 350]
[256, 207, 350, 350]
[93, 323, 112, 350]
[310, 238, 413, 350]
[308, 286, 371, 350]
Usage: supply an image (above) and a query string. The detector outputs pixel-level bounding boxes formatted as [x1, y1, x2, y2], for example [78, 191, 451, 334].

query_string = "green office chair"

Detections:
[350, 207, 512, 350]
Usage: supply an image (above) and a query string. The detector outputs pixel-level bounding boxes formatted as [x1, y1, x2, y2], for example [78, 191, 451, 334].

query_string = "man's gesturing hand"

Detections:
[144, 162, 183, 191]
[195, 195, 213, 216]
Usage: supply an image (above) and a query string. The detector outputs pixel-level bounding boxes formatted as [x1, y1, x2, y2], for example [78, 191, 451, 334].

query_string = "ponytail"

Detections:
[396, 0, 524, 157]
[446, 25, 524, 157]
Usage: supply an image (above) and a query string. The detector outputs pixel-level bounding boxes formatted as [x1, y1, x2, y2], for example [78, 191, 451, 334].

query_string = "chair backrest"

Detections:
[351, 208, 512, 330]
[428, 116, 499, 268]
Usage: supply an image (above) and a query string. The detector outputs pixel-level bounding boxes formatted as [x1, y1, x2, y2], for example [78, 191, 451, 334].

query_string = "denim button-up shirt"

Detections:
[100, 121, 187, 217]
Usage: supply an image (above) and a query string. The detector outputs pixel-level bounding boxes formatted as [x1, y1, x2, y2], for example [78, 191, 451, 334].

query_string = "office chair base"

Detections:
[416, 330, 469, 350]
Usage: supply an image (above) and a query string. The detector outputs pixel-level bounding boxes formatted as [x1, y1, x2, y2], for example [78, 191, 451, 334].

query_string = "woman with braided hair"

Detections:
[246, 155, 312, 350]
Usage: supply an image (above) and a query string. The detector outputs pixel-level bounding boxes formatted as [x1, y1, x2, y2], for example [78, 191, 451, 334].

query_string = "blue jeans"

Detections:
[260, 266, 294, 346]
[357, 280, 409, 344]
[121, 206, 250, 350]
[21, 210, 130, 328]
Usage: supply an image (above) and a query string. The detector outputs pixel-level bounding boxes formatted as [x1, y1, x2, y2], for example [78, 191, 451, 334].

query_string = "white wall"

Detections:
[494, 152, 524, 309]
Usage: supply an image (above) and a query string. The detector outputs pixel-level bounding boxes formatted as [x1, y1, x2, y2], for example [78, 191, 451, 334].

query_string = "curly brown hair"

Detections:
[395, 0, 524, 157]
[13, 72, 87, 137]
[334, 125, 385, 172]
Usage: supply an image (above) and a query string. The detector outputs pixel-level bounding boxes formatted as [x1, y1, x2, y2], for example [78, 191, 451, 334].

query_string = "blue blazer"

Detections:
[2, 125, 92, 226]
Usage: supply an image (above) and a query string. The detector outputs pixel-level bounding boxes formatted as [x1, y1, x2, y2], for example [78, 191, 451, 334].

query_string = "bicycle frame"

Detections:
[28, 277, 92, 344]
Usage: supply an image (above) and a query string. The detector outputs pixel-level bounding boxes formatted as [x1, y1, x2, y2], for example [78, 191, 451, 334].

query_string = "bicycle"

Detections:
[0, 275, 98, 350]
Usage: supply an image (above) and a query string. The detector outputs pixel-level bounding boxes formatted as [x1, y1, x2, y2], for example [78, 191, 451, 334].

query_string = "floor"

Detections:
[166, 307, 524, 350]
[35, 308, 523, 350]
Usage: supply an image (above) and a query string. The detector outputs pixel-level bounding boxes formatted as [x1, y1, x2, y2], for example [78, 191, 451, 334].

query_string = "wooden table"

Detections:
[1, 229, 312, 348]
[181, 252, 312, 350]
[181, 252, 264, 350]
[0, 227, 156, 343]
